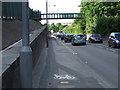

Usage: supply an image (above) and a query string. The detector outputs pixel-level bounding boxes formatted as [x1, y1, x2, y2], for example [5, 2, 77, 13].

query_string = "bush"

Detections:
[95, 16, 120, 36]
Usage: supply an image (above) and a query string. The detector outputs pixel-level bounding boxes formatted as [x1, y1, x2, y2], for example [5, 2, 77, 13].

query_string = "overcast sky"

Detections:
[29, 0, 81, 24]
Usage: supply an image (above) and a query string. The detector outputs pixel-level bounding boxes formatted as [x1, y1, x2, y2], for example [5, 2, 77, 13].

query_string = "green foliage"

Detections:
[49, 23, 67, 33]
[49, 23, 57, 32]
[95, 16, 120, 36]
[49, 1, 120, 36]
[74, 1, 120, 36]
[62, 23, 84, 34]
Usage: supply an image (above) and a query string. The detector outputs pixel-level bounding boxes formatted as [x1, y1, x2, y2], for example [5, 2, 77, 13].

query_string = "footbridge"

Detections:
[0, 1, 84, 89]
[41, 13, 84, 20]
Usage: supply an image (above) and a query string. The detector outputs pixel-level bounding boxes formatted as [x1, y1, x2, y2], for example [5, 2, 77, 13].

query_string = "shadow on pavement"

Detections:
[39, 38, 114, 89]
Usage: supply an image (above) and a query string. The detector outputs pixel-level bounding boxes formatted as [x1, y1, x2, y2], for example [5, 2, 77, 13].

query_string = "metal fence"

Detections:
[1, 2, 41, 20]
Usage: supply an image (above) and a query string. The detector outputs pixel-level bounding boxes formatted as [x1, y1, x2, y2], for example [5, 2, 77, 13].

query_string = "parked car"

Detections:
[64, 34, 71, 42]
[60, 33, 66, 40]
[71, 34, 86, 45]
[70, 34, 74, 40]
[57, 33, 65, 40]
[64, 34, 74, 42]
[88, 34, 103, 43]
[53, 33, 57, 37]
[56, 33, 61, 38]
[108, 32, 120, 48]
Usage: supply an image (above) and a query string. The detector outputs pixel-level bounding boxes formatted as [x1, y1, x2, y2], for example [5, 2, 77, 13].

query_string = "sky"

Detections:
[29, 0, 81, 24]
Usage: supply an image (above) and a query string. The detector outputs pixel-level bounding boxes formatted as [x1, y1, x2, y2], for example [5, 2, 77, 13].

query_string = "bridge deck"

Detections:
[41, 13, 84, 20]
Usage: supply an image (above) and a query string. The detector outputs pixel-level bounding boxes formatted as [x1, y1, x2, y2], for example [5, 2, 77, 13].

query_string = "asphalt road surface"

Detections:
[39, 37, 118, 88]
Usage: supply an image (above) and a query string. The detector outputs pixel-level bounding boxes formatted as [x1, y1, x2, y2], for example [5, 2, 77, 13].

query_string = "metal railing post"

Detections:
[20, 0, 32, 88]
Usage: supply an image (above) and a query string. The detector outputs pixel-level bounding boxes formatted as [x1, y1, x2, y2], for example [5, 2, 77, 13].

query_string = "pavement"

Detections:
[33, 37, 118, 88]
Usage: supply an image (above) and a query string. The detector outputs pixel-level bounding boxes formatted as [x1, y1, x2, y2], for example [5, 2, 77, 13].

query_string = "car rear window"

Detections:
[92, 34, 101, 37]
[66, 35, 71, 37]
[115, 34, 120, 38]
[75, 35, 85, 39]
[77, 35, 84, 37]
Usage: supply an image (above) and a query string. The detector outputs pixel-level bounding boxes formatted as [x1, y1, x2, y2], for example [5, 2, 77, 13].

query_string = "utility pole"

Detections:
[46, 0, 49, 48]
[46, 0, 48, 24]
[20, 0, 32, 88]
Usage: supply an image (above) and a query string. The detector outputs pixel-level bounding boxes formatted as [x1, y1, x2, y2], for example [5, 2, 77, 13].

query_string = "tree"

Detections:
[78, 1, 120, 36]
[49, 23, 67, 33]
[49, 23, 57, 32]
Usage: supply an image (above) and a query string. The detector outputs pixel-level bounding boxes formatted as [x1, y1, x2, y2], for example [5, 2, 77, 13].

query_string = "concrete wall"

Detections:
[2, 20, 42, 50]
[1, 25, 48, 88]
[31, 27, 47, 67]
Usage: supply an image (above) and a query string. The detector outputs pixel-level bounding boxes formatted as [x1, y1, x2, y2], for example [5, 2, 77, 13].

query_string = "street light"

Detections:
[46, 0, 48, 24]
[46, 0, 49, 48]
[20, 0, 32, 88]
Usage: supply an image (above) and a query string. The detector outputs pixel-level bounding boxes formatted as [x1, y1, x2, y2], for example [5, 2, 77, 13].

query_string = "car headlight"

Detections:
[116, 40, 120, 43]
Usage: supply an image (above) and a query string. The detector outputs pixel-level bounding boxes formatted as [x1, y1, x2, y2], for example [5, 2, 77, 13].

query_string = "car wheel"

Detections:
[84, 43, 86, 45]
[100, 41, 103, 43]
[108, 44, 111, 47]
[91, 40, 93, 43]
[65, 40, 67, 43]
[72, 43, 75, 46]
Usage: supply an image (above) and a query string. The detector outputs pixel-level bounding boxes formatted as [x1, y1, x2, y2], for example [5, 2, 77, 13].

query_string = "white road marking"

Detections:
[53, 74, 75, 80]
[58, 39, 77, 55]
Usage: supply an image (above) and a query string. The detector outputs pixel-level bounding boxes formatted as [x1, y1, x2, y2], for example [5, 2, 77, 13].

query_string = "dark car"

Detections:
[108, 32, 120, 48]
[88, 34, 103, 43]
[70, 34, 74, 40]
[57, 33, 65, 40]
[64, 34, 74, 42]
[60, 33, 66, 40]
[64, 34, 71, 42]
[56, 33, 61, 38]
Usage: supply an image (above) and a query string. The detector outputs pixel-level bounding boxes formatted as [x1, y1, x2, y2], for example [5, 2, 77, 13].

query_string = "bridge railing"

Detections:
[41, 13, 84, 20]
[1, 2, 41, 20]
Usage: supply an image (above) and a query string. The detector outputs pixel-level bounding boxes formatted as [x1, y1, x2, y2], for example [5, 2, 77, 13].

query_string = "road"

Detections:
[39, 37, 118, 88]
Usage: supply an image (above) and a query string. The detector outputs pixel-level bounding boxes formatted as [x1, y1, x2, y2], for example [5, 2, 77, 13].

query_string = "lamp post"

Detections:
[46, 0, 49, 48]
[46, 0, 48, 24]
[20, 0, 32, 88]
